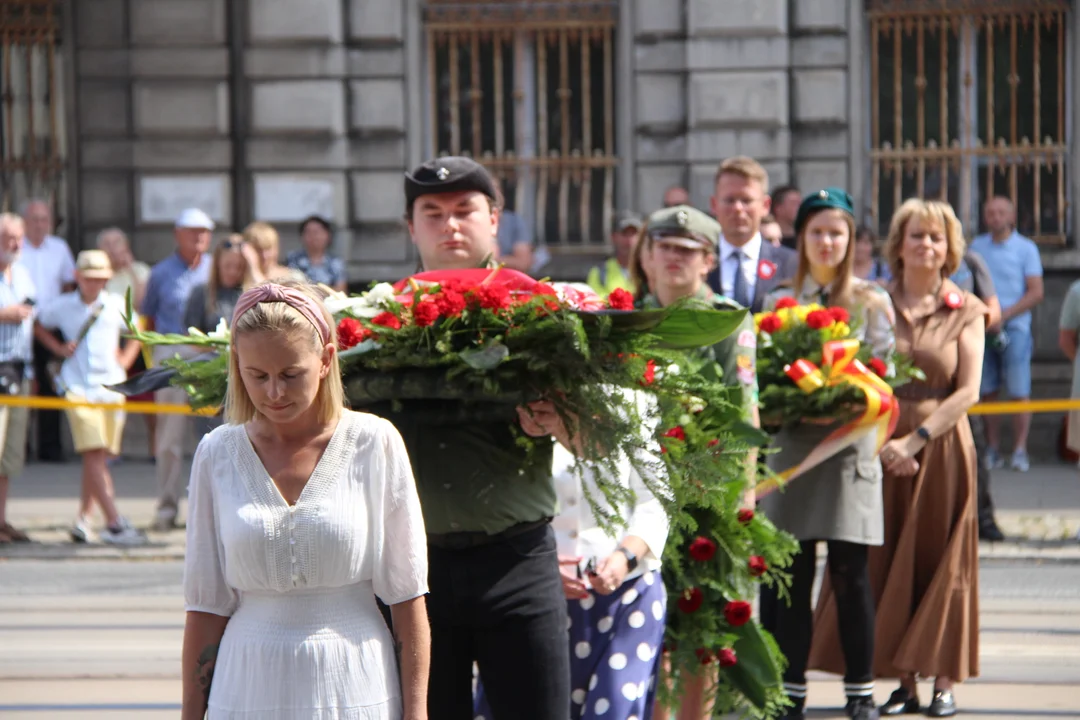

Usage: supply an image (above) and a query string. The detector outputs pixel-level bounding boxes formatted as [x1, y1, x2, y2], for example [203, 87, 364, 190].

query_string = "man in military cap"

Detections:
[376, 156, 569, 719]
[634, 204, 759, 435]
[632, 204, 760, 717]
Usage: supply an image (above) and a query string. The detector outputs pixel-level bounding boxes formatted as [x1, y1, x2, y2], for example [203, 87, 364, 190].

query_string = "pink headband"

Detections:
[232, 284, 331, 344]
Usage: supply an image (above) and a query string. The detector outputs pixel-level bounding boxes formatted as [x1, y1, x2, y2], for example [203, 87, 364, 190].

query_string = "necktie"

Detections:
[731, 249, 751, 308]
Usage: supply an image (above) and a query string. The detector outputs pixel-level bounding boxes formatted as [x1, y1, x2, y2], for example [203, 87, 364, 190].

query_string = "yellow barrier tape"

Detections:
[0, 392, 1077, 418]
[968, 398, 1080, 415]
[0, 394, 215, 417]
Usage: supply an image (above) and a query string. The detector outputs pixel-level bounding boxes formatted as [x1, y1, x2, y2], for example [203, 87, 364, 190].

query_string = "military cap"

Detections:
[404, 156, 498, 209]
[645, 204, 721, 251]
[613, 209, 645, 232]
[794, 187, 856, 235]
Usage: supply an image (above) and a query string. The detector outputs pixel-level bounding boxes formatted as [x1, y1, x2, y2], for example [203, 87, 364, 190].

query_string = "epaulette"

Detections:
[710, 294, 746, 312]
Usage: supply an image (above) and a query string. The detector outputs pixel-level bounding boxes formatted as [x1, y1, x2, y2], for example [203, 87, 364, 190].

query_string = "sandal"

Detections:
[0, 522, 29, 542]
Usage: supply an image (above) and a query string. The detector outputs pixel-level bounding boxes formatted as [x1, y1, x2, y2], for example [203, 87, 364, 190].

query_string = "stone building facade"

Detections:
[3, 0, 1079, 446]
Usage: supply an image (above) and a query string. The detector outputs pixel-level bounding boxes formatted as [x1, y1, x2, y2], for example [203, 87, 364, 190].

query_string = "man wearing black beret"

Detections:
[375, 156, 569, 719]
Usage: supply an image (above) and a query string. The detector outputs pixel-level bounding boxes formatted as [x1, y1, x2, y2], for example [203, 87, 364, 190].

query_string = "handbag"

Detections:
[47, 302, 104, 395]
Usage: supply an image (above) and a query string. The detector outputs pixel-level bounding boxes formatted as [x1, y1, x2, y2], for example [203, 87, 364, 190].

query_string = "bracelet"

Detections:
[916, 426, 931, 441]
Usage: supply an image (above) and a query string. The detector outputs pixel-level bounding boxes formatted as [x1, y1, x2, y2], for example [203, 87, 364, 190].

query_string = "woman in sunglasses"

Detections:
[184, 235, 255, 335]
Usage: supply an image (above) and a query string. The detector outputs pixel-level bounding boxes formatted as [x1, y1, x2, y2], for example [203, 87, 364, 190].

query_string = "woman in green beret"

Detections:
[759, 188, 896, 720]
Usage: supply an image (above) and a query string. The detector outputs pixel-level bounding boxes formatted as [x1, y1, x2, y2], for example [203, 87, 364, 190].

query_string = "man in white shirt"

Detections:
[20, 199, 76, 461]
[707, 156, 797, 312]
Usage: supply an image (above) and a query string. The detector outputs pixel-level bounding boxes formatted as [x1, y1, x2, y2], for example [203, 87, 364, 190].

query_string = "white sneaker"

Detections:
[151, 508, 177, 532]
[100, 524, 148, 547]
[69, 518, 92, 544]
[1010, 450, 1030, 472]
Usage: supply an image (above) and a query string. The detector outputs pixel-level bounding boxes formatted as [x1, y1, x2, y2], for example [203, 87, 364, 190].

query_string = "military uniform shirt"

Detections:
[641, 286, 757, 418]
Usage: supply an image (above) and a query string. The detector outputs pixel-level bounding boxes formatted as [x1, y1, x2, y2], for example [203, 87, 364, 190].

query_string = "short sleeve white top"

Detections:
[184, 411, 429, 719]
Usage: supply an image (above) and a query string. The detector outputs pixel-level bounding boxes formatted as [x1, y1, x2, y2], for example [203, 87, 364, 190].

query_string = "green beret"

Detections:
[405, 156, 498, 208]
[645, 205, 721, 251]
[794, 187, 855, 235]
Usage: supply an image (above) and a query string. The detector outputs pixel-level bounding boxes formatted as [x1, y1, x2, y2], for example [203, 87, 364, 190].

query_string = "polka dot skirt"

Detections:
[474, 570, 667, 719]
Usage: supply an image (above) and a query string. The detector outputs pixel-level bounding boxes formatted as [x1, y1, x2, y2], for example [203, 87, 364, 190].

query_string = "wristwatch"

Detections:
[616, 546, 638, 572]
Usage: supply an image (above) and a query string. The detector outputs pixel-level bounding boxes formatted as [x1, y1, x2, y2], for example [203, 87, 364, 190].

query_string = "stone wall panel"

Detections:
[130, 0, 226, 46]
[251, 81, 346, 135]
[689, 71, 788, 128]
[133, 82, 230, 134]
[249, 0, 344, 43]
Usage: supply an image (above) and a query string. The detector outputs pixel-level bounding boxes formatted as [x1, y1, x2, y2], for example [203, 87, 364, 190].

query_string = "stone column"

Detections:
[245, 0, 350, 266]
[684, 0, 791, 207]
[346, 0, 412, 281]
[790, 0, 853, 196]
[73, 0, 232, 261]
[632, 0, 688, 212]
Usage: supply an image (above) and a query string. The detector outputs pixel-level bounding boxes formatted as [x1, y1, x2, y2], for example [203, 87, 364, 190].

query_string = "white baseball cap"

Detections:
[175, 208, 215, 230]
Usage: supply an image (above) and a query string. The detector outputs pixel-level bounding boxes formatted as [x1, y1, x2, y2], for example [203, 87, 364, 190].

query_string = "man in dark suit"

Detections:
[706, 156, 797, 312]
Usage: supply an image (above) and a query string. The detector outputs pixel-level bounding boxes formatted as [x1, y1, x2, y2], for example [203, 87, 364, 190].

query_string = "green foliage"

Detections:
[124, 282, 798, 715]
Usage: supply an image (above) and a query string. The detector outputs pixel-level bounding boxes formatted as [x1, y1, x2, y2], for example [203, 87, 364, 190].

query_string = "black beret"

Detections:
[794, 187, 856, 235]
[404, 156, 498, 209]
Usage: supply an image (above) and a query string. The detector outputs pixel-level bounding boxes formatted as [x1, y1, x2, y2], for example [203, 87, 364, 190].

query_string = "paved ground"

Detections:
[4, 457, 1080, 560]
[1, 459, 1078, 718]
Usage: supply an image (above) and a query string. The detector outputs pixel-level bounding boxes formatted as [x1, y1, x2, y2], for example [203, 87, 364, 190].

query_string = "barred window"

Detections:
[0, 0, 66, 215]
[867, 0, 1072, 243]
[424, 0, 619, 252]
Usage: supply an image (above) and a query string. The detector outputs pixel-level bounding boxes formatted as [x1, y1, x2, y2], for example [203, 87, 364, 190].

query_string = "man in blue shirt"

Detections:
[140, 208, 212, 530]
[970, 196, 1045, 472]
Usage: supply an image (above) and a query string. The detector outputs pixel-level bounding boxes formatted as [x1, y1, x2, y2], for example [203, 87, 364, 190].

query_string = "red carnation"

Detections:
[805, 309, 835, 330]
[688, 536, 717, 562]
[412, 301, 440, 328]
[534, 282, 558, 297]
[607, 288, 634, 311]
[663, 426, 686, 442]
[758, 313, 783, 334]
[724, 600, 752, 627]
[716, 648, 738, 667]
[828, 306, 851, 324]
[748, 555, 768, 576]
[868, 357, 888, 378]
[774, 296, 798, 310]
[707, 439, 720, 448]
[678, 587, 704, 614]
[371, 311, 402, 330]
[476, 285, 511, 311]
[694, 648, 714, 666]
[434, 290, 466, 318]
[641, 359, 657, 386]
[336, 318, 368, 350]
[737, 508, 755, 524]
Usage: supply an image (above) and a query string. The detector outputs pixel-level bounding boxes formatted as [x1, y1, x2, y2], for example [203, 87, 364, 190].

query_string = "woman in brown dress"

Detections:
[808, 199, 986, 718]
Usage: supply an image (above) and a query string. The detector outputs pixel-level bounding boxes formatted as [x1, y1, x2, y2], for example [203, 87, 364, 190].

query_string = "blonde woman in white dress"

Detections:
[181, 281, 430, 720]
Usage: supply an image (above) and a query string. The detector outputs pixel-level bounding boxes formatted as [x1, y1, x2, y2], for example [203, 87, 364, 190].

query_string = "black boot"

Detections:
[779, 696, 806, 720]
[846, 696, 881, 720]
[979, 519, 1005, 542]
[879, 687, 920, 716]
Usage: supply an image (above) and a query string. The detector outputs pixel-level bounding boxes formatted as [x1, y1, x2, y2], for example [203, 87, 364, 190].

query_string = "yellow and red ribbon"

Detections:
[755, 339, 900, 497]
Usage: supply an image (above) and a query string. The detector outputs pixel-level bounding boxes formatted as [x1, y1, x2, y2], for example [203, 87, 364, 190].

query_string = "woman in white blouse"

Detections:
[473, 392, 670, 720]
[181, 281, 430, 720]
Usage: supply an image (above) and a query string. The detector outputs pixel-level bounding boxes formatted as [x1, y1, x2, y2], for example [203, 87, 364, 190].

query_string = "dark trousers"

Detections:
[969, 415, 996, 524]
[426, 523, 570, 720]
[766, 540, 875, 705]
[31, 336, 64, 461]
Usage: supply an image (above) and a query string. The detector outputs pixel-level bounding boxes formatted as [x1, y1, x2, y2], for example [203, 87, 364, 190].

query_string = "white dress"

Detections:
[184, 410, 429, 720]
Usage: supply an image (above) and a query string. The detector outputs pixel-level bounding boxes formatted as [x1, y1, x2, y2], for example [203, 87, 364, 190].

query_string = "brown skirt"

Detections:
[807, 419, 980, 681]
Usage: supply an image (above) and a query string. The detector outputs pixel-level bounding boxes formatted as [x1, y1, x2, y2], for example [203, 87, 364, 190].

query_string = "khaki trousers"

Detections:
[152, 346, 192, 517]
